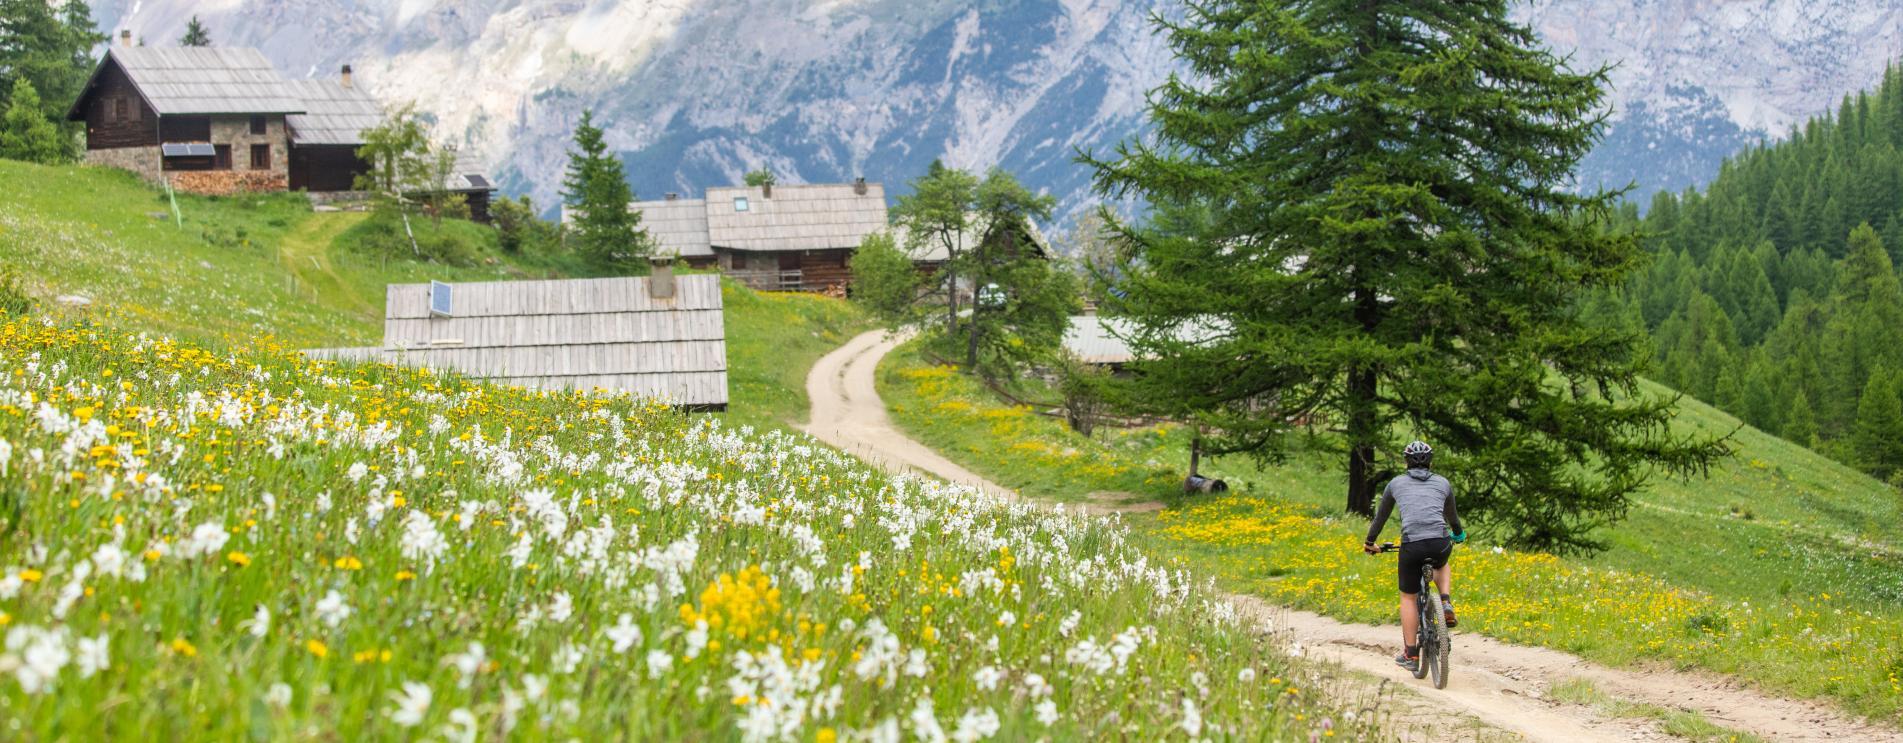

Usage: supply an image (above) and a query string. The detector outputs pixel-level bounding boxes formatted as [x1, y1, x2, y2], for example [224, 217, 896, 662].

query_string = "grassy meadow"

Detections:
[876, 341, 1903, 722]
[0, 319, 1369, 739]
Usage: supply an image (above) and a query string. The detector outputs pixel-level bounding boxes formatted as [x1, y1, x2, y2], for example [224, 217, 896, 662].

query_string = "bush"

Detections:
[337, 212, 491, 267]
[492, 195, 563, 255]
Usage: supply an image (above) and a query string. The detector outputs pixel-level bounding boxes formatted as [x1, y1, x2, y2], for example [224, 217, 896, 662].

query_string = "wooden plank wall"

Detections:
[81, 61, 158, 150]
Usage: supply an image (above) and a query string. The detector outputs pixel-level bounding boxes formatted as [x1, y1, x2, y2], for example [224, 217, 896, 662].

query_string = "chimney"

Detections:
[762, 181, 772, 199]
[340, 64, 353, 89]
[665, 192, 679, 201]
[853, 177, 867, 196]
[119, 30, 132, 48]
[649, 257, 676, 299]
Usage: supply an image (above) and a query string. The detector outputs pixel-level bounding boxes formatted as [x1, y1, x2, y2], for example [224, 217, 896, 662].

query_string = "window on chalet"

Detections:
[214, 145, 232, 171]
[250, 116, 267, 135]
[250, 144, 270, 171]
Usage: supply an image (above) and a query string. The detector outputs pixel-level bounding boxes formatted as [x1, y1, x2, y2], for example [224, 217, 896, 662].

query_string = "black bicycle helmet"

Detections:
[1403, 440, 1433, 469]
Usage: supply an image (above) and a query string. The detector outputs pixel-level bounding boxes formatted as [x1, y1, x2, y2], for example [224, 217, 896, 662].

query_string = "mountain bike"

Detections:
[1378, 542, 1450, 689]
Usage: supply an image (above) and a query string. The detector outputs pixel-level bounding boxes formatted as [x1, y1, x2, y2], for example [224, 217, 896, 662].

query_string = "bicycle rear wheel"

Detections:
[1412, 591, 1431, 680]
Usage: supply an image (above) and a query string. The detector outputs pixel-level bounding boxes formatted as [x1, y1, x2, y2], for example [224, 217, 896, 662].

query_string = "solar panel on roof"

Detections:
[464, 174, 490, 190]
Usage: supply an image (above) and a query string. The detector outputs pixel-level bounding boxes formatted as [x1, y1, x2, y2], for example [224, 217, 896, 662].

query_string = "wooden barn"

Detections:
[309, 271, 728, 410]
[283, 72, 380, 192]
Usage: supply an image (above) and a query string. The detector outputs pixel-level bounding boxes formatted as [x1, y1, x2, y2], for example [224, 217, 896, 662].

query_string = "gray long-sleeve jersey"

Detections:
[1364, 469, 1463, 544]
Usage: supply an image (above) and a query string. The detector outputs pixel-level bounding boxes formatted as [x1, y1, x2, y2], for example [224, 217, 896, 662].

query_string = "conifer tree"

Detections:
[1085, 0, 1725, 552]
[1851, 370, 1903, 480]
[0, 0, 103, 154]
[179, 15, 211, 46]
[0, 79, 65, 164]
[1785, 389, 1819, 448]
[561, 110, 650, 273]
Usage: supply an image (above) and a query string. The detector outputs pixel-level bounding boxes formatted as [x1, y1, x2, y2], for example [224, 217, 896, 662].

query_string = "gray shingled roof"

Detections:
[629, 198, 715, 258]
[98, 46, 305, 116]
[310, 275, 728, 408]
[705, 183, 888, 253]
[284, 79, 382, 146]
[1062, 315, 1231, 365]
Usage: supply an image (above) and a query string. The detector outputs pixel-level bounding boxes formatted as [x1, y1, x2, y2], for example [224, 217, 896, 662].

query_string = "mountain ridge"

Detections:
[82, 0, 1903, 222]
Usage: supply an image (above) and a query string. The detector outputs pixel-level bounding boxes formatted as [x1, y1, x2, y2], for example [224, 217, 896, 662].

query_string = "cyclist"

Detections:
[1362, 440, 1466, 672]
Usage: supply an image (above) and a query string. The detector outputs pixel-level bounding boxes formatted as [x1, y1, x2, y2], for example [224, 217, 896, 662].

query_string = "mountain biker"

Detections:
[1362, 440, 1466, 672]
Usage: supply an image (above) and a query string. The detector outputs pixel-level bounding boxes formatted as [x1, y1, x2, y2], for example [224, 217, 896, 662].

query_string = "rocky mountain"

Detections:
[83, 0, 1903, 222]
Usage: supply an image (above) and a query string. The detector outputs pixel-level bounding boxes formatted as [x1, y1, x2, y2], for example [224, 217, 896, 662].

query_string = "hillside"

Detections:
[0, 160, 868, 433]
[877, 342, 1903, 721]
[76, 0, 1903, 218]
[1612, 62, 1903, 484]
[0, 316, 1366, 738]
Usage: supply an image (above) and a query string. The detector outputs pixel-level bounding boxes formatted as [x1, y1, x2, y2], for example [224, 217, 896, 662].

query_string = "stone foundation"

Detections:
[83, 146, 162, 182]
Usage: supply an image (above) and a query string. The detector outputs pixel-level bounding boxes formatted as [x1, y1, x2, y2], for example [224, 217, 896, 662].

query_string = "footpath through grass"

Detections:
[0, 317, 1371, 740]
[876, 341, 1903, 723]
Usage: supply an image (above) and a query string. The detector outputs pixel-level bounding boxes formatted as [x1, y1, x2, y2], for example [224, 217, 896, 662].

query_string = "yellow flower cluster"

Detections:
[680, 565, 784, 643]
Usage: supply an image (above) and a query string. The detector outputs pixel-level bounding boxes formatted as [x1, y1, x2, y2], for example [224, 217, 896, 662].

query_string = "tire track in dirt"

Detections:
[801, 330, 1893, 742]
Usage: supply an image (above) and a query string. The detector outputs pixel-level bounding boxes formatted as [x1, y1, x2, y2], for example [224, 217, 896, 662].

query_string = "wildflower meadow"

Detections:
[0, 318, 1368, 740]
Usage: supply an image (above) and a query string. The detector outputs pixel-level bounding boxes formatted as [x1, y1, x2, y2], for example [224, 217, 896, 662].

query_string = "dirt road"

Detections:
[802, 330, 1891, 742]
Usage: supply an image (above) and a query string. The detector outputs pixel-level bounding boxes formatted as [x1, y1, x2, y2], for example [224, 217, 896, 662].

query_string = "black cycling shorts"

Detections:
[1397, 538, 1453, 593]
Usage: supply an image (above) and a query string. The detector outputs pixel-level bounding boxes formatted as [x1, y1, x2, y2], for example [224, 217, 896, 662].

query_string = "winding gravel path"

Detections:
[801, 330, 1892, 742]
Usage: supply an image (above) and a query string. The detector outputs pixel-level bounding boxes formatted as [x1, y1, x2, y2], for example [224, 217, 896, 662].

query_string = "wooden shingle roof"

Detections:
[704, 183, 888, 253]
[81, 46, 305, 117]
[628, 198, 714, 257]
[284, 79, 382, 146]
[325, 275, 728, 408]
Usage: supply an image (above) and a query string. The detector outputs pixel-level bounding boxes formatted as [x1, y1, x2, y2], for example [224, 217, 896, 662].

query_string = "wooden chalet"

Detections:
[608, 179, 888, 292]
[308, 270, 729, 410]
[68, 32, 497, 212]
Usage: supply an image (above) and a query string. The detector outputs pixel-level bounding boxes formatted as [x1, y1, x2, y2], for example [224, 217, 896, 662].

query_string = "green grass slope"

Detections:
[0, 160, 548, 348]
[0, 160, 870, 432]
[878, 342, 1903, 721]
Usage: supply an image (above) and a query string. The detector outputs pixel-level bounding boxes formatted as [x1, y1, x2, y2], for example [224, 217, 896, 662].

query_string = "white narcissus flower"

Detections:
[606, 613, 642, 654]
[399, 511, 449, 570]
[178, 522, 230, 559]
[91, 543, 126, 578]
[315, 590, 352, 629]
[1237, 667, 1256, 683]
[439, 708, 478, 743]
[646, 649, 674, 679]
[445, 642, 485, 689]
[75, 633, 108, 678]
[547, 592, 574, 624]
[552, 642, 583, 675]
[346, 462, 368, 482]
[1034, 700, 1060, 726]
[1179, 698, 1203, 737]
[972, 665, 1001, 692]
[909, 695, 946, 743]
[264, 683, 293, 709]
[386, 680, 432, 727]
[951, 707, 1000, 742]
[246, 605, 270, 638]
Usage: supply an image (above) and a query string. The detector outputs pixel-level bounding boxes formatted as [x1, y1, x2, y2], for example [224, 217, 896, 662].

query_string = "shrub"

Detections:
[0, 267, 34, 316]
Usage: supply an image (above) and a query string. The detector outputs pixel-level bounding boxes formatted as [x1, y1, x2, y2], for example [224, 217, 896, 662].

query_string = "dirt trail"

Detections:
[802, 330, 1893, 743]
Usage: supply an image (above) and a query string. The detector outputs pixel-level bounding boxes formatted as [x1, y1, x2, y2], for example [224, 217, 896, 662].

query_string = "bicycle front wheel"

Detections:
[1425, 593, 1450, 689]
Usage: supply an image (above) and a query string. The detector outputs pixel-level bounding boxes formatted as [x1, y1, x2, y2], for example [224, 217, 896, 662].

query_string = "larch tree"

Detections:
[1085, 0, 1727, 552]
[179, 15, 211, 47]
[892, 161, 979, 335]
[561, 110, 650, 273]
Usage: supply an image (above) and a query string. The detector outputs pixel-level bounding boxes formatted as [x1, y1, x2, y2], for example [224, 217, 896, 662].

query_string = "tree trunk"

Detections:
[966, 304, 980, 369]
[1346, 283, 1381, 517]
[945, 264, 959, 334]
